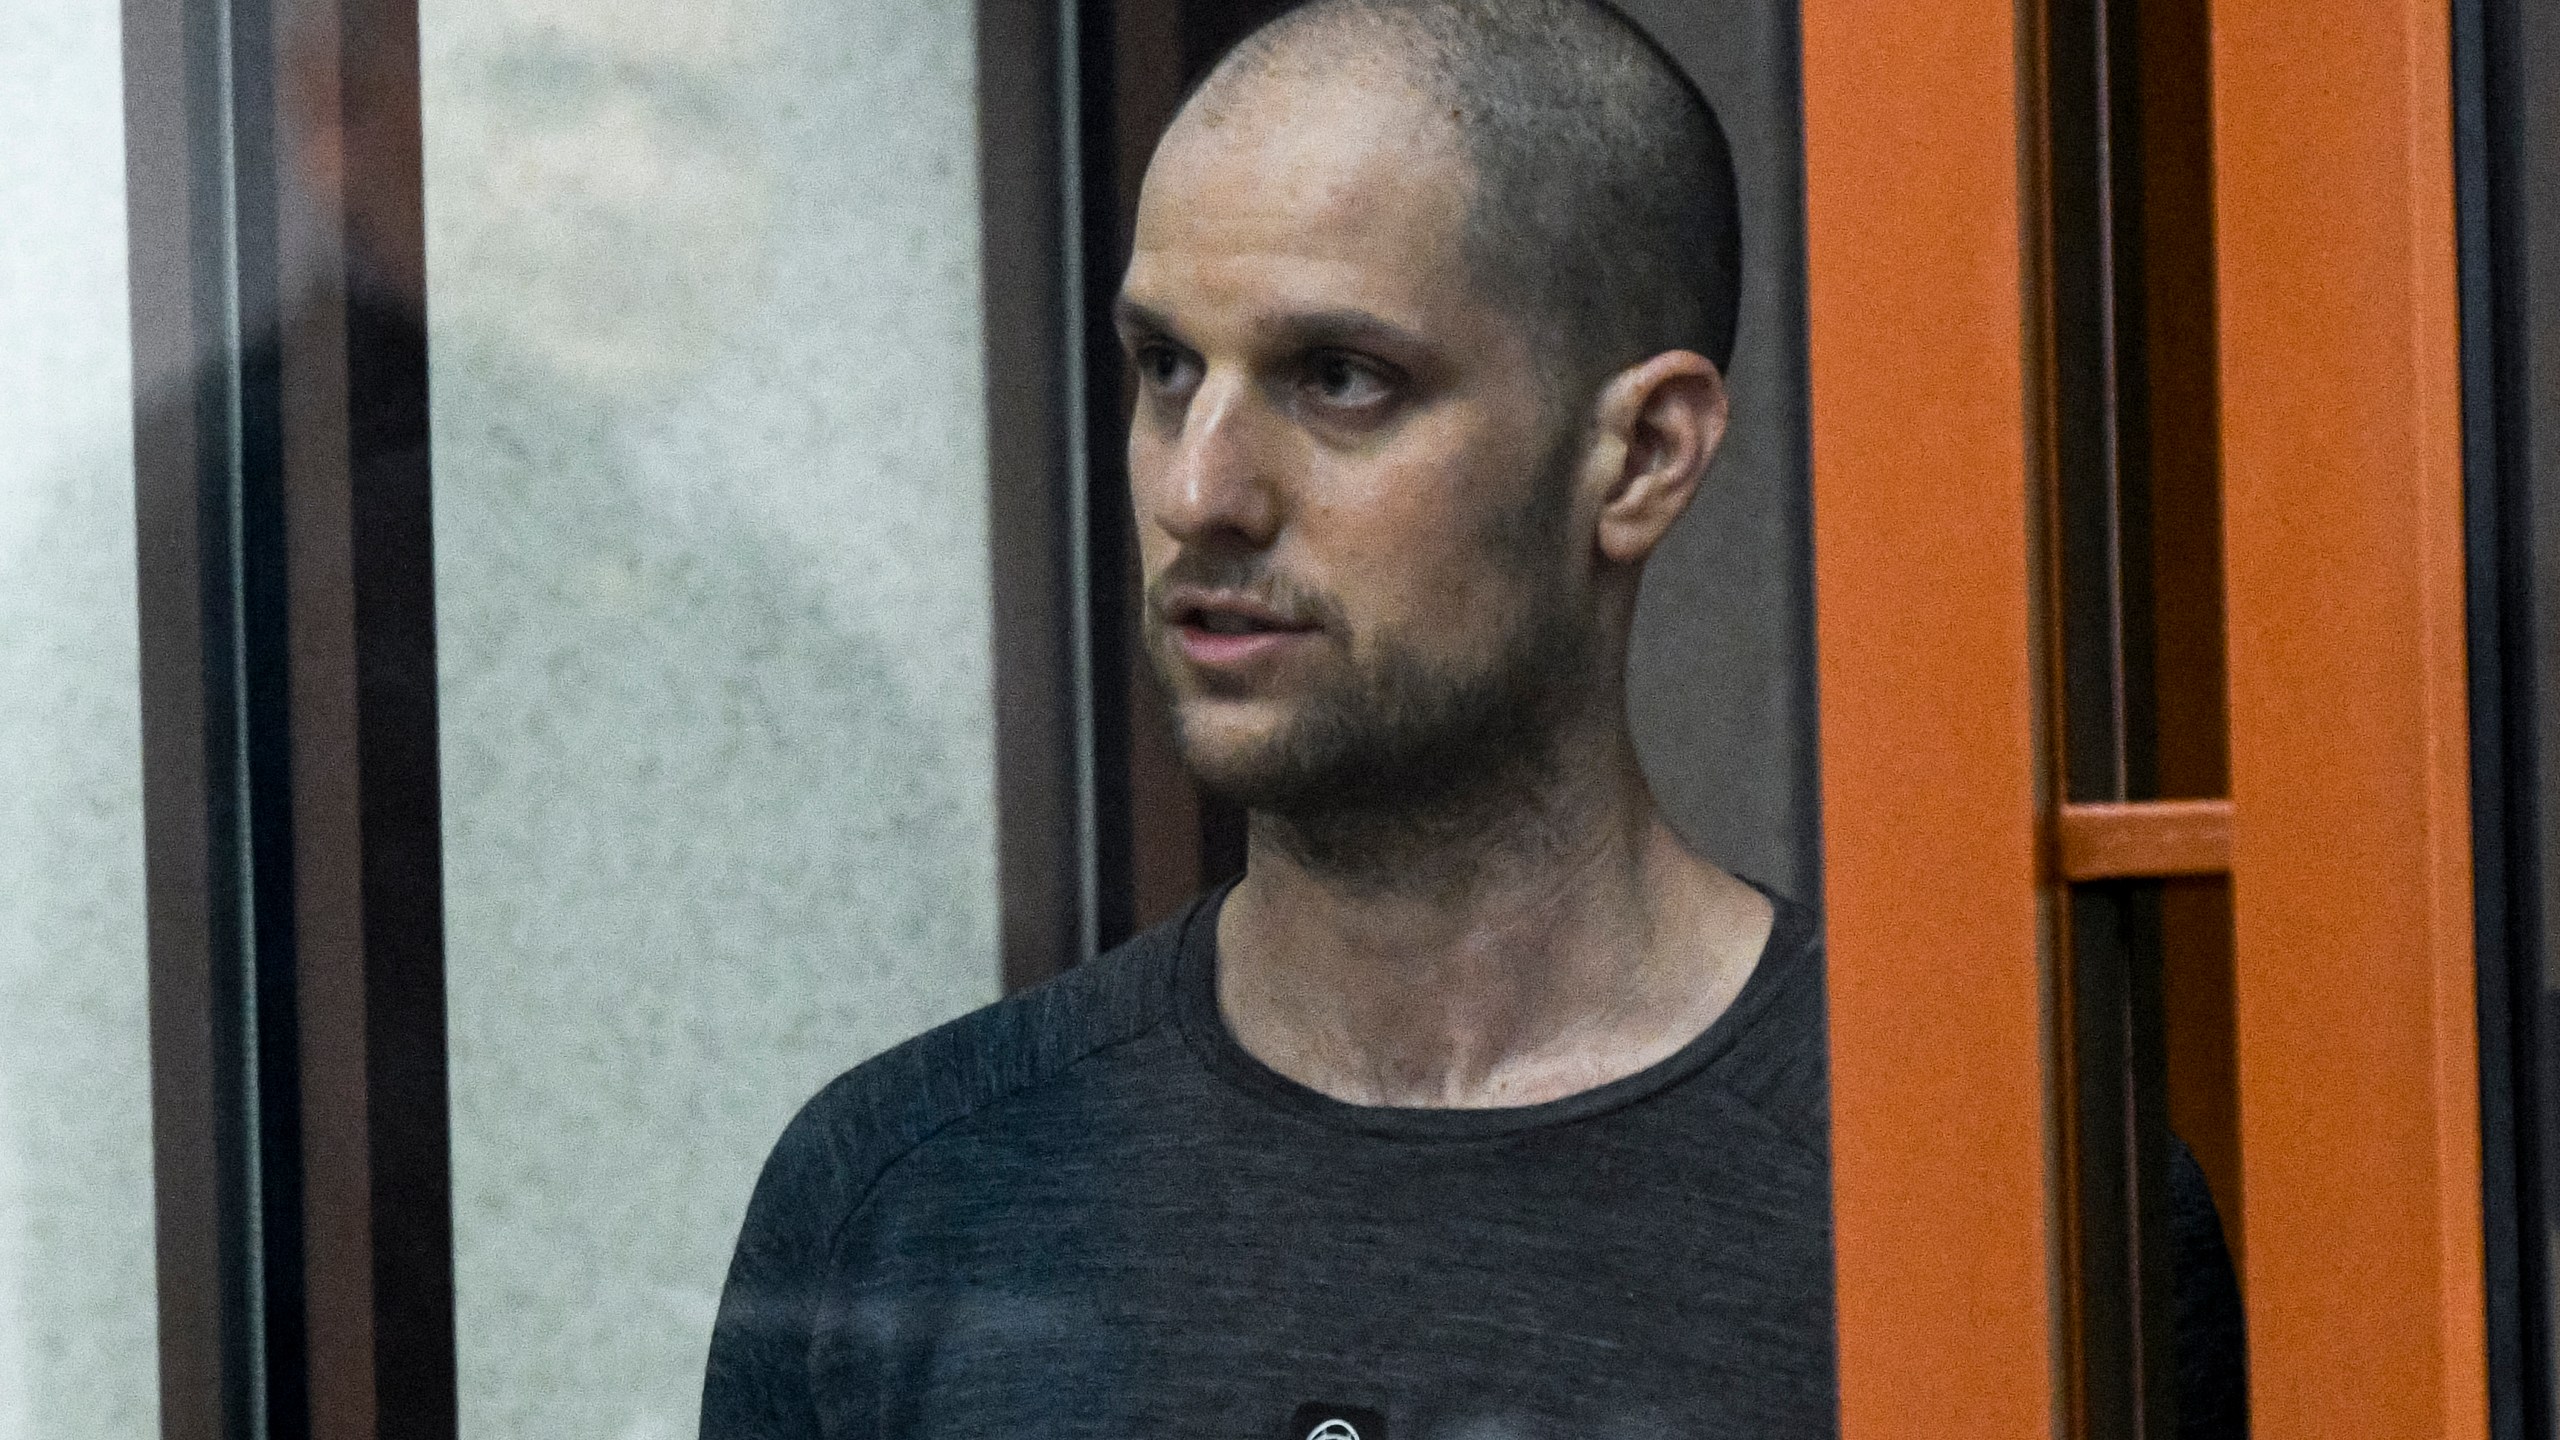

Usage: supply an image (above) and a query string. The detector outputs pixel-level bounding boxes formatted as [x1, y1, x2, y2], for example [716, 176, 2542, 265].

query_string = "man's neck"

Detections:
[1213, 745, 1775, 1109]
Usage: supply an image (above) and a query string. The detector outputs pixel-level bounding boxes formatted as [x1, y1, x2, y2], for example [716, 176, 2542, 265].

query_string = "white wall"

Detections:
[0, 1, 161, 1437]
[418, 0, 1004, 1434]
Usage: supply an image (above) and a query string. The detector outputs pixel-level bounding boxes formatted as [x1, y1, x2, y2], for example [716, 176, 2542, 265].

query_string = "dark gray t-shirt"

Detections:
[701, 887, 1837, 1438]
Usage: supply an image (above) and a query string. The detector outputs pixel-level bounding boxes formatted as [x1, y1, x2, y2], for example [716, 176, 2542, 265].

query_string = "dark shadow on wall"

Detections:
[1613, 0, 1820, 907]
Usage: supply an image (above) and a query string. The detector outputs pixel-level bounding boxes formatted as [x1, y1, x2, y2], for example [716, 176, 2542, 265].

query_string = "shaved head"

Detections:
[1183, 0, 1740, 406]
[1123, 0, 1737, 882]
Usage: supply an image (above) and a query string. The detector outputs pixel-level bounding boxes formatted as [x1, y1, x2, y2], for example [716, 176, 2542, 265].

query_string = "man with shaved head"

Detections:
[703, 2, 2239, 1436]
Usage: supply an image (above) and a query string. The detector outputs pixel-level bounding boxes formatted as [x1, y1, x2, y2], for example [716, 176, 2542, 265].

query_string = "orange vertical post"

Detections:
[1801, 3, 2057, 1435]
[2209, 1, 2488, 1435]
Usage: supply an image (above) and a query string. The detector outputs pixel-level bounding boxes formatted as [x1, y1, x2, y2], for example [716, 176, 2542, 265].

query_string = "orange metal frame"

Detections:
[1805, 0, 2487, 1434]
[2210, 1, 2486, 1434]
[1800, 2, 2055, 1433]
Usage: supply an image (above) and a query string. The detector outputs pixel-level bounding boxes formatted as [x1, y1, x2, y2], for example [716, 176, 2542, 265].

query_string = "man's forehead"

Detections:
[1127, 71, 1476, 327]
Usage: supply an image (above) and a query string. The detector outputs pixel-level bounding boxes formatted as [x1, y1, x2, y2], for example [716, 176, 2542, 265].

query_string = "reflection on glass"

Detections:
[0, 0, 160, 1434]
[419, 0, 1002, 1431]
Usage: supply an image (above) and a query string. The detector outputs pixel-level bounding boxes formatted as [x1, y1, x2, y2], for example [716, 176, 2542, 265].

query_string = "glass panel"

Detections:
[0, 0, 161, 1432]
[417, 0, 1004, 1431]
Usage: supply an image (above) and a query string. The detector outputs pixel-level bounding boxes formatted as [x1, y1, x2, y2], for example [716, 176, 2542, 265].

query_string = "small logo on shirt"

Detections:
[1288, 1402, 1385, 1440]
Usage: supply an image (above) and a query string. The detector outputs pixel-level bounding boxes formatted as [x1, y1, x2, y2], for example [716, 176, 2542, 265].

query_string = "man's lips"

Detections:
[1175, 624, 1314, 666]
[1163, 590, 1321, 669]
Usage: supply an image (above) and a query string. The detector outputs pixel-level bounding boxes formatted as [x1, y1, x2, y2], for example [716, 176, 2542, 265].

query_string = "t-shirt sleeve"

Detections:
[694, 922, 1186, 1438]
[699, 1095, 853, 1440]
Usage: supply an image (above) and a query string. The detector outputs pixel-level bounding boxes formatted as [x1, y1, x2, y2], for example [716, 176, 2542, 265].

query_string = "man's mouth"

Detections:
[1189, 610, 1299, 635]
[1167, 593, 1320, 666]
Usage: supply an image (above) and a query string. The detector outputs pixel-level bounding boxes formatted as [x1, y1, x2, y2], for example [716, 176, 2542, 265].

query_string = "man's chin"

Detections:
[1167, 698, 1327, 805]
[1170, 709, 1279, 785]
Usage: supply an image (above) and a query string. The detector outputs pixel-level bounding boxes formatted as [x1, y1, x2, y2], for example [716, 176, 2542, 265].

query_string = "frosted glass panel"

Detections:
[419, 0, 1002, 1432]
[0, 0, 161, 1435]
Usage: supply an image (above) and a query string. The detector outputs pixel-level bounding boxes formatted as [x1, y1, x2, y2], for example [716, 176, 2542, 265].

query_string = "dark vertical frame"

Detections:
[275, 3, 457, 1433]
[2456, 0, 2557, 1431]
[1075, 0, 1263, 945]
[981, 0, 1095, 987]
[2045, 0, 2157, 811]
[1079, 0, 1298, 939]
[2037, 0, 2174, 1427]
[1071, 0, 1145, 949]
[126, 0, 270, 1427]
[2034, 0, 2251, 1426]
[2059, 883, 2179, 1440]
[125, 0, 457, 1433]
[1064, 0, 1196, 945]
[986, 0, 1186, 981]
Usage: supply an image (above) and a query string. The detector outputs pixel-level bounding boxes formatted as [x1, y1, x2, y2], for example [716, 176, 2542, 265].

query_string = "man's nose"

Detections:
[1145, 371, 1283, 549]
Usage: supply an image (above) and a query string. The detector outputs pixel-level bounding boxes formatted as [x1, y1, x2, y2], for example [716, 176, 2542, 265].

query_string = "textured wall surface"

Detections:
[0, 0, 162, 1435]
[1618, 0, 1822, 907]
[419, 0, 1002, 1433]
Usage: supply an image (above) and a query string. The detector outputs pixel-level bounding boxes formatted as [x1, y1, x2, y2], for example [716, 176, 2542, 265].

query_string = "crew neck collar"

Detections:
[1168, 876, 1815, 1142]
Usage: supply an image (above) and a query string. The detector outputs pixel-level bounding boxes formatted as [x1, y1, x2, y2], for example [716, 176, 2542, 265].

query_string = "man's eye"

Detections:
[1303, 352, 1393, 409]
[1133, 343, 1197, 394]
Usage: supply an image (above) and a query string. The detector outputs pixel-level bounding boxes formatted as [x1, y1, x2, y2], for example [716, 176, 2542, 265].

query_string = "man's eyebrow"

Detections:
[1110, 299, 1433, 357]
[1113, 297, 1175, 338]
[1265, 308, 1428, 354]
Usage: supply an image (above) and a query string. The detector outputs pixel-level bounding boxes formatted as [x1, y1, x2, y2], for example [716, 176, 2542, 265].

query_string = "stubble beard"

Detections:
[1147, 510, 1606, 894]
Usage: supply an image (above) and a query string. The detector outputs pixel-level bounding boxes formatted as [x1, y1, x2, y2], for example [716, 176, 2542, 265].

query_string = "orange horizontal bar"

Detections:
[2054, 800, 2233, 881]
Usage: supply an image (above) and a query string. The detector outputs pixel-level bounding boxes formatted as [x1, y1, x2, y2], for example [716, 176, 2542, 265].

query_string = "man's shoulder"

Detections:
[760, 902, 1198, 1206]
[1699, 888, 1830, 1154]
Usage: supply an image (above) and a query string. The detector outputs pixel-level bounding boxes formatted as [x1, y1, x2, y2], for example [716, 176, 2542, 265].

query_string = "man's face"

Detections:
[1118, 68, 1597, 815]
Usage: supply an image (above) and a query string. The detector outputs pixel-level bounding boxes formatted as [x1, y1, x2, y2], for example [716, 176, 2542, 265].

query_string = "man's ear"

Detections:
[1583, 350, 1728, 566]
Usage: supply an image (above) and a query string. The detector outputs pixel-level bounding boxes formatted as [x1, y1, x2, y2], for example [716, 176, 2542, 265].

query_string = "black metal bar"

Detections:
[2067, 886, 2139, 1440]
[2066, 882, 2178, 1440]
[125, 0, 292, 1428]
[2044, 0, 2181, 1432]
[2454, 0, 2554, 1430]
[224, 0, 316, 1431]
[2448, 6, 2518, 1435]
[2049, 0, 2127, 808]
[262, 1, 456, 1434]
[1073, 0, 1140, 949]
[2098, 0, 2160, 809]
[2047, 0, 2162, 809]
[982, 0, 1090, 988]
[128, 0, 457, 1432]
[2123, 881, 2179, 1440]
